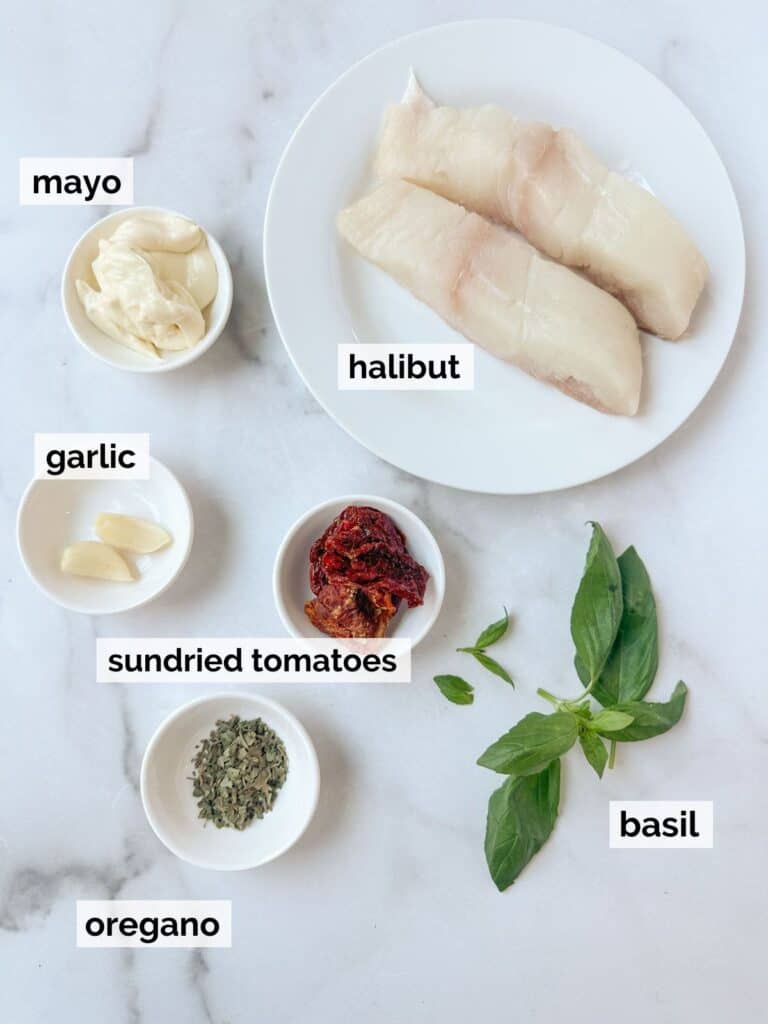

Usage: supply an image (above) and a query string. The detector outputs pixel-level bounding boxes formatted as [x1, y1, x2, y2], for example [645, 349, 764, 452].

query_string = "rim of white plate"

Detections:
[264, 19, 745, 495]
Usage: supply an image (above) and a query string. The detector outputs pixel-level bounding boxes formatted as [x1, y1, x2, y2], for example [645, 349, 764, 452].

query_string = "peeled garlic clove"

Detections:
[94, 513, 171, 553]
[61, 541, 134, 582]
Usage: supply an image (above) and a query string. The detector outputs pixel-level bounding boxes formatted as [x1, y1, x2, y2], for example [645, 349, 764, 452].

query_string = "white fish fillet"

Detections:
[376, 74, 708, 340]
[338, 180, 642, 415]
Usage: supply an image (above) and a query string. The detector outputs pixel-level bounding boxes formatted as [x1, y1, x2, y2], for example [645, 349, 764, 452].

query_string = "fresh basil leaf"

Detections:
[484, 759, 561, 890]
[434, 675, 474, 705]
[570, 523, 623, 685]
[470, 650, 514, 686]
[474, 608, 510, 649]
[590, 546, 659, 707]
[477, 711, 577, 776]
[575, 654, 591, 687]
[606, 681, 688, 742]
[579, 730, 608, 778]
[590, 709, 635, 734]
[457, 645, 514, 686]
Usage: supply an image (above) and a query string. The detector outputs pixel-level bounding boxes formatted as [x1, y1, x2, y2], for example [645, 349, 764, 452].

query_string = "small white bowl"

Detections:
[273, 494, 445, 647]
[16, 456, 193, 614]
[61, 206, 233, 373]
[141, 693, 320, 871]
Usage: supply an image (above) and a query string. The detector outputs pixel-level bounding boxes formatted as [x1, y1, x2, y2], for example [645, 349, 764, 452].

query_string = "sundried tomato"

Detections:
[305, 506, 429, 638]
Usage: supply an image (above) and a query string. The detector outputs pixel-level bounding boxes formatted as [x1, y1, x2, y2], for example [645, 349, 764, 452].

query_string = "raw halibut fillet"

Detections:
[337, 180, 642, 415]
[376, 77, 707, 340]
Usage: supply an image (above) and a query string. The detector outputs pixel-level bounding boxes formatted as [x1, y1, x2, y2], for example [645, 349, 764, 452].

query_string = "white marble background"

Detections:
[1, 1, 765, 1021]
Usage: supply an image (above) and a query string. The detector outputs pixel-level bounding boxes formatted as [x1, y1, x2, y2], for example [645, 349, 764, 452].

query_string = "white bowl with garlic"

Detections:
[16, 457, 193, 614]
[62, 207, 233, 372]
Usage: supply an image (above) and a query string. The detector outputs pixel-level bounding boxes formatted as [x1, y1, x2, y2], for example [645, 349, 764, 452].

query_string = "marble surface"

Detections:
[1, 2, 764, 1021]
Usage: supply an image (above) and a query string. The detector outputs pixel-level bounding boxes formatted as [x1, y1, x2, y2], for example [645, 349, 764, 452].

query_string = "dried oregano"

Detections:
[190, 715, 288, 830]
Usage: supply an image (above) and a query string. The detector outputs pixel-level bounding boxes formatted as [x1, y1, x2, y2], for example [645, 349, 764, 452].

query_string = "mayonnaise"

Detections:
[76, 213, 218, 359]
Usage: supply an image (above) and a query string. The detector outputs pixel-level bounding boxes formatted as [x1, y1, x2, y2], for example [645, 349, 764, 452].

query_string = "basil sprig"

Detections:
[474, 523, 689, 889]
[434, 609, 514, 705]
[457, 607, 514, 686]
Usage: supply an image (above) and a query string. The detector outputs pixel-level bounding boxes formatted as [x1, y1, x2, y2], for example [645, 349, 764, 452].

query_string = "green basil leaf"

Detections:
[470, 650, 514, 686]
[484, 759, 561, 891]
[606, 681, 688, 742]
[570, 523, 623, 685]
[477, 712, 577, 776]
[474, 608, 510, 649]
[575, 653, 591, 687]
[579, 730, 608, 778]
[433, 674, 474, 705]
[590, 709, 635, 734]
[591, 546, 659, 707]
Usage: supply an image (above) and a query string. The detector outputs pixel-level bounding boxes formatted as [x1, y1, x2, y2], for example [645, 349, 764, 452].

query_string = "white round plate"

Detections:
[17, 456, 193, 614]
[273, 494, 445, 646]
[62, 206, 233, 373]
[141, 693, 319, 871]
[264, 20, 744, 494]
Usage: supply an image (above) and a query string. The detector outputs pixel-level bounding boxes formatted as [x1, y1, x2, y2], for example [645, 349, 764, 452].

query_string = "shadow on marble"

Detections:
[154, 469, 235, 610]
[239, 705, 351, 880]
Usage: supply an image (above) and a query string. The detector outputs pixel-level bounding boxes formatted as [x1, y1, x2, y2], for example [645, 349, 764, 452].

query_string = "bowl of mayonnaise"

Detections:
[62, 206, 233, 372]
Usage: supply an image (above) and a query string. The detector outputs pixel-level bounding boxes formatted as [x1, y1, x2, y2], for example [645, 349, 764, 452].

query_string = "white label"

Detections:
[19, 158, 133, 205]
[97, 637, 411, 683]
[609, 801, 714, 849]
[34, 433, 150, 480]
[338, 344, 474, 390]
[76, 901, 231, 948]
